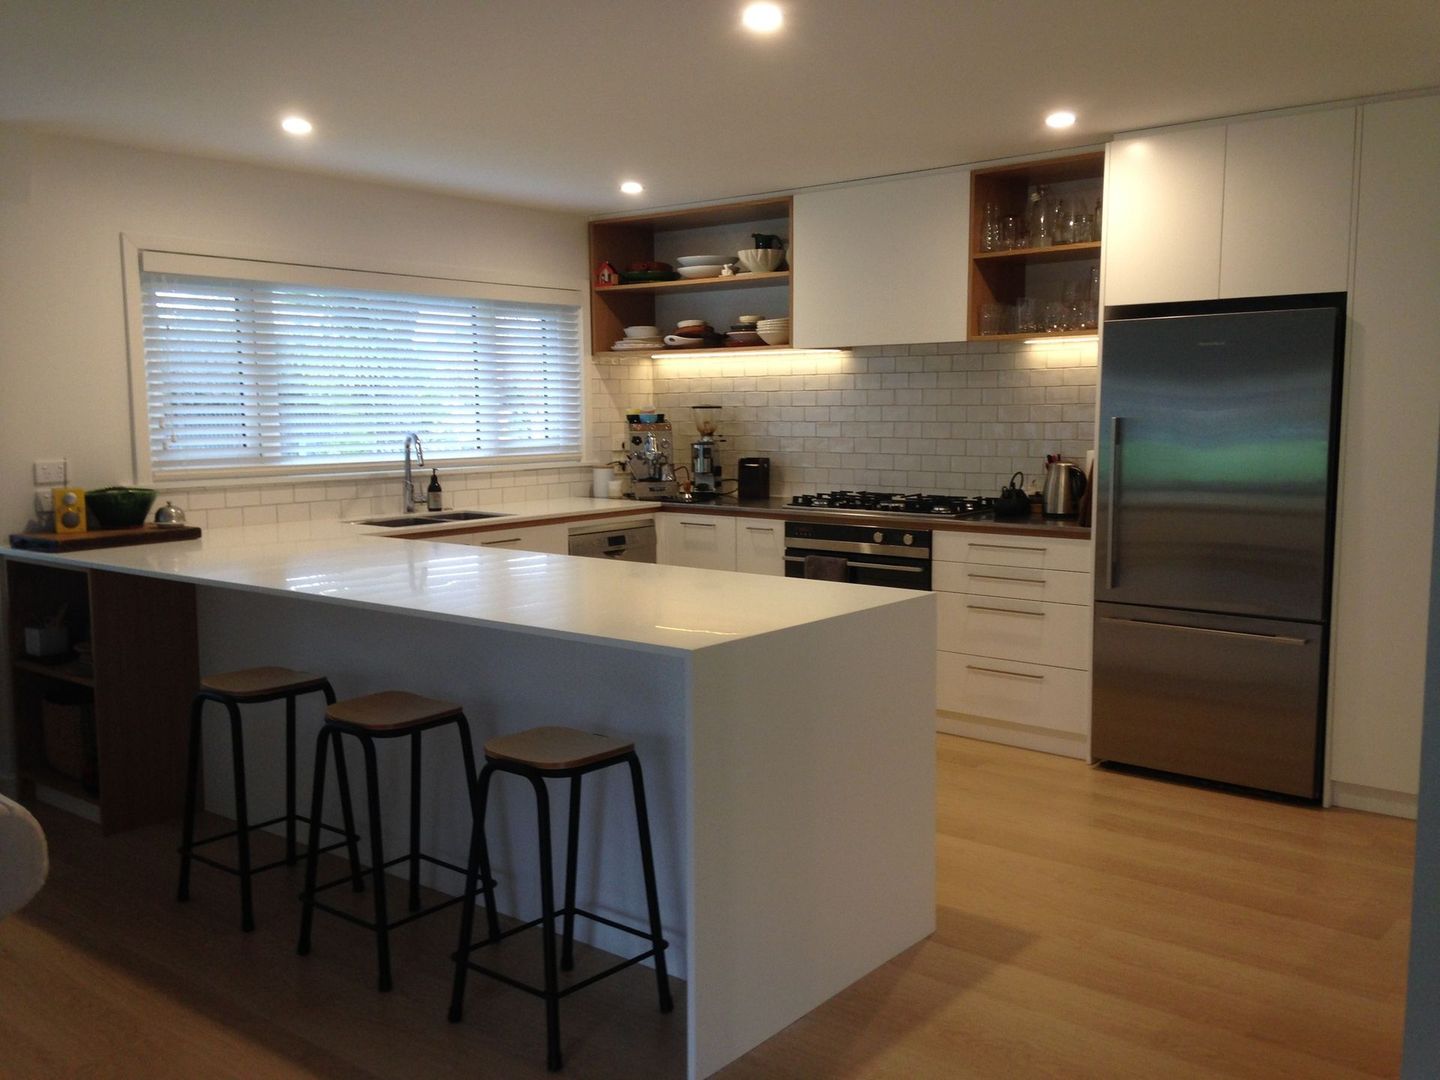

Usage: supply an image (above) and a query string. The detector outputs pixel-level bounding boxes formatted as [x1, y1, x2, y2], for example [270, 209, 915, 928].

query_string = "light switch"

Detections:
[33, 459, 66, 485]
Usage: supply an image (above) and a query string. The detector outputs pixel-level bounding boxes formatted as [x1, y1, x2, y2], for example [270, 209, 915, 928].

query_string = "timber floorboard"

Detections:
[0, 734, 1416, 1079]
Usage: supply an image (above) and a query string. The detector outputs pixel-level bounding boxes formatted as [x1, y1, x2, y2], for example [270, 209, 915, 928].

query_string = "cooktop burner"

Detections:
[787, 491, 998, 517]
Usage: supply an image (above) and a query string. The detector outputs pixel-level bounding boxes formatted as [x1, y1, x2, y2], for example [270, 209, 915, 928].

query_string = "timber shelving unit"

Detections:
[5, 559, 197, 833]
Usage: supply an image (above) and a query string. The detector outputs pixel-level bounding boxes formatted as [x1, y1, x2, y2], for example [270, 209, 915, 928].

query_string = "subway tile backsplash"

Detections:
[593, 338, 1097, 497]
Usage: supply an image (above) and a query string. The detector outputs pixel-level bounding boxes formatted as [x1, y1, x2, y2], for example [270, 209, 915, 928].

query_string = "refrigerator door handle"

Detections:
[1106, 415, 1121, 590]
[1098, 615, 1309, 646]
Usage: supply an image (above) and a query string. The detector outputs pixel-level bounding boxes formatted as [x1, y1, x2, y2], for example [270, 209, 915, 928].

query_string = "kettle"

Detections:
[1042, 461, 1087, 518]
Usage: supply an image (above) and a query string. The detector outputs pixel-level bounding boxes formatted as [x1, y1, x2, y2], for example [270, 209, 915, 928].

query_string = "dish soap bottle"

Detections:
[426, 468, 442, 511]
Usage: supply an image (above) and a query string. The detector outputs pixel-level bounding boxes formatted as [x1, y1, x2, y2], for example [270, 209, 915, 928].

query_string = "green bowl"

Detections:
[86, 486, 157, 529]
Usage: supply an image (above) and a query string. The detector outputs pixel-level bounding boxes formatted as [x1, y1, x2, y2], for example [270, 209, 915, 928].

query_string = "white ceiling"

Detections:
[2, 1, 1437, 215]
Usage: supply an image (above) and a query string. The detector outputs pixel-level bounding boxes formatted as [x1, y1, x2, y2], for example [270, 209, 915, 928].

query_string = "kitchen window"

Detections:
[127, 248, 583, 480]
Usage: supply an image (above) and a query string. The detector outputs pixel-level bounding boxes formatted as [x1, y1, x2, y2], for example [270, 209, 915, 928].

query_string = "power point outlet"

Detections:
[34, 489, 54, 513]
[33, 459, 67, 485]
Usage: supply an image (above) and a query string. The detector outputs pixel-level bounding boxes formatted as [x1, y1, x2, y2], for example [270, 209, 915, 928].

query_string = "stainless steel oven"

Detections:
[783, 521, 931, 590]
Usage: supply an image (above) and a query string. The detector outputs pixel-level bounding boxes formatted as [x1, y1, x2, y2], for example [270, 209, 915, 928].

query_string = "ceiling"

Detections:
[2, 1, 1437, 215]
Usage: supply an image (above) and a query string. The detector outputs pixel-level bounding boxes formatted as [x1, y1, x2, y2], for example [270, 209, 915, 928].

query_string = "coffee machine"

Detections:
[625, 416, 677, 498]
[690, 405, 724, 498]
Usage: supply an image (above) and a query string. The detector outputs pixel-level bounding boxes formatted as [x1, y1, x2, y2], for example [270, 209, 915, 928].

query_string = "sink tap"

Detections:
[402, 433, 425, 512]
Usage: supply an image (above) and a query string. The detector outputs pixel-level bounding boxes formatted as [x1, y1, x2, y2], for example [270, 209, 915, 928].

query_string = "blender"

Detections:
[690, 405, 724, 498]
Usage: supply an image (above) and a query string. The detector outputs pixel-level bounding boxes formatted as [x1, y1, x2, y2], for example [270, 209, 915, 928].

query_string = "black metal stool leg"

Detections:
[285, 693, 298, 865]
[297, 727, 332, 956]
[408, 729, 422, 913]
[560, 774, 582, 972]
[330, 730, 365, 892]
[454, 715, 499, 941]
[177, 694, 206, 902]
[359, 735, 393, 992]
[449, 761, 496, 1024]
[529, 772, 563, 1072]
[627, 753, 673, 1013]
[226, 699, 255, 933]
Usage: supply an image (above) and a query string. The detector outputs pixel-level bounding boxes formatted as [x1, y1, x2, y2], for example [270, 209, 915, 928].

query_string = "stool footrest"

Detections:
[456, 908, 668, 1001]
[303, 852, 495, 933]
[180, 815, 357, 878]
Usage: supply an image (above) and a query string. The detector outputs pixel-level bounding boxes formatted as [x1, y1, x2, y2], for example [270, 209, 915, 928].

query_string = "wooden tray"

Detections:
[8, 525, 202, 552]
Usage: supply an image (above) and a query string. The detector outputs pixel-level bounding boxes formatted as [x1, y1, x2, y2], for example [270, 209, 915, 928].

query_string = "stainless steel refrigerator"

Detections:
[1092, 293, 1346, 799]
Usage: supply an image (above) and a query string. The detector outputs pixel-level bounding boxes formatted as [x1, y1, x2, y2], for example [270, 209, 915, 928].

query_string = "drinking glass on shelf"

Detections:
[1002, 215, 1021, 249]
[1075, 212, 1093, 243]
[1043, 300, 1066, 332]
[980, 302, 1006, 336]
[1016, 297, 1041, 333]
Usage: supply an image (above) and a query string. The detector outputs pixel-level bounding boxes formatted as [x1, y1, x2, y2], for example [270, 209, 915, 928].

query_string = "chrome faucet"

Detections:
[402, 433, 425, 512]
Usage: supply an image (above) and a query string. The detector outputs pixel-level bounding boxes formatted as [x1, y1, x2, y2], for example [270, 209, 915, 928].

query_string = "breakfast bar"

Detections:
[3, 519, 936, 1078]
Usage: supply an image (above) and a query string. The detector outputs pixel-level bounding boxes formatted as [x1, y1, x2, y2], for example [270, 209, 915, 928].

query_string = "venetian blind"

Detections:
[136, 251, 582, 477]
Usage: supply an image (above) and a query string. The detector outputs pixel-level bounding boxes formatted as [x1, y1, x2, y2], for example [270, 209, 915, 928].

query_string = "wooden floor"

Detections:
[0, 735, 1416, 1079]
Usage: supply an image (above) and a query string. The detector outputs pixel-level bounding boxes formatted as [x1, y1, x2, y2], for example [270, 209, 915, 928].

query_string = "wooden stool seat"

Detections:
[325, 690, 462, 732]
[483, 726, 634, 772]
[200, 666, 331, 702]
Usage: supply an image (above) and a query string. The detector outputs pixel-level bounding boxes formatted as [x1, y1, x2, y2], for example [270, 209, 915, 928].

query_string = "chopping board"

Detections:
[8, 524, 202, 551]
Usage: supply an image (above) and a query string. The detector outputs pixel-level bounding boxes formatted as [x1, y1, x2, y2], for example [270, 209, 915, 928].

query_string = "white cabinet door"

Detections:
[734, 519, 785, 576]
[936, 652, 1091, 734]
[932, 533, 1092, 573]
[657, 514, 737, 571]
[1220, 108, 1356, 298]
[440, 523, 567, 554]
[1103, 126, 1226, 306]
[792, 171, 969, 348]
[935, 592, 1092, 671]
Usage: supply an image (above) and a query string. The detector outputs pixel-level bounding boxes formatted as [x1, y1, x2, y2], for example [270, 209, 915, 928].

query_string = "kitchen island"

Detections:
[3, 509, 936, 1079]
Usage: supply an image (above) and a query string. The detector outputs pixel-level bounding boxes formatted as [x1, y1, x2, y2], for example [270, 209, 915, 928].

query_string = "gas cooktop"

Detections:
[787, 491, 998, 518]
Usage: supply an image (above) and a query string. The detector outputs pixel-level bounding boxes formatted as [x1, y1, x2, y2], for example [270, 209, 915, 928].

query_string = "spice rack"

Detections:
[968, 151, 1105, 341]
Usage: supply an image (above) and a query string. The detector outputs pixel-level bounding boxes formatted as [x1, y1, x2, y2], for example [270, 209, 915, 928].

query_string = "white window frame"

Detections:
[121, 235, 589, 485]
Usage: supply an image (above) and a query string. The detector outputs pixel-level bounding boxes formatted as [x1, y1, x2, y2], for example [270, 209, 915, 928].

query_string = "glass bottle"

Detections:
[981, 202, 1000, 252]
[426, 468, 442, 511]
[1032, 185, 1051, 248]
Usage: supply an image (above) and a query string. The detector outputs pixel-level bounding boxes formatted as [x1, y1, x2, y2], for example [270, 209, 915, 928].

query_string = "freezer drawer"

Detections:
[1091, 602, 1325, 798]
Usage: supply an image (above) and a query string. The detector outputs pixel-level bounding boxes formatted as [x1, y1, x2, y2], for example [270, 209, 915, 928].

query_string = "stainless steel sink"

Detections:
[360, 511, 511, 528]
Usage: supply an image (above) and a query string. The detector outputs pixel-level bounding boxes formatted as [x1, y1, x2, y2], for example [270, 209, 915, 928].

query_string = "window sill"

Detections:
[148, 459, 588, 492]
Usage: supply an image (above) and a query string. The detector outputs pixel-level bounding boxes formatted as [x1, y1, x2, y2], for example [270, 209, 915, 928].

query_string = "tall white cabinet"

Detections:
[1104, 108, 1356, 306]
[792, 170, 969, 348]
[1328, 94, 1440, 814]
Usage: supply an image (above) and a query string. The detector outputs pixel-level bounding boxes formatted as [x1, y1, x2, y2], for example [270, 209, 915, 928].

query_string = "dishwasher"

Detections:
[567, 519, 657, 562]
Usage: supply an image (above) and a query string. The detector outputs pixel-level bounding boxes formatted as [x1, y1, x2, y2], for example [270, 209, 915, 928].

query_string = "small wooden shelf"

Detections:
[13, 656, 96, 687]
[596, 271, 788, 295]
[973, 241, 1100, 263]
[595, 343, 797, 360]
[970, 329, 1100, 343]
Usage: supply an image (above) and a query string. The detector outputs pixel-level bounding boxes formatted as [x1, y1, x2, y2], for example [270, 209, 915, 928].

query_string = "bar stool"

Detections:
[449, 726, 672, 1073]
[177, 666, 363, 933]
[297, 690, 495, 992]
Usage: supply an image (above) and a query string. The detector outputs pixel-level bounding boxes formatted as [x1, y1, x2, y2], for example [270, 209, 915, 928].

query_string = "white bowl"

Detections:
[677, 319, 706, 328]
[758, 328, 791, 345]
[676, 265, 725, 279]
[623, 325, 661, 339]
[736, 248, 784, 274]
[676, 254, 730, 267]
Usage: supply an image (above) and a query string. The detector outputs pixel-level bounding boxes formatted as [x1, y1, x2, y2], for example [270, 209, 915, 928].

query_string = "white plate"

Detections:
[676, 255, 730, 266]
[676, 265, 725, 279]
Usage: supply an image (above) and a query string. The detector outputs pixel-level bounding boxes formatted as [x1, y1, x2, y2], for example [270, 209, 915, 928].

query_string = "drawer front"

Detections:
[933, 533, 1091, 572]
[936, 592, 1092, 670]
[933, 561, 1092, 606]
[735, 520, 784, 576]
[937, 651, 1091, 733]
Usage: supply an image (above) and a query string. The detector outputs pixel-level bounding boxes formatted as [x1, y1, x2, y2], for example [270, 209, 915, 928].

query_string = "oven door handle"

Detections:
[783, 556, 925, 573]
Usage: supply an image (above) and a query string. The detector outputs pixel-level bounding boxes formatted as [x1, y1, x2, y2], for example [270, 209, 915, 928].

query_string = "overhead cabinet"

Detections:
[792, 171, 970, 348]
[1104, 109, 1356, 306]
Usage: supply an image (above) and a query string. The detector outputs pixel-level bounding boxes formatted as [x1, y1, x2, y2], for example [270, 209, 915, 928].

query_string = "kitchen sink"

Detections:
[359, 511, 511, 527]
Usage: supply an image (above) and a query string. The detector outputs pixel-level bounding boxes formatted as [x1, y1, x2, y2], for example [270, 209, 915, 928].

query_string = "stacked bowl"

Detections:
[756, 317, 790, 345]
[675, 254, 731, 280]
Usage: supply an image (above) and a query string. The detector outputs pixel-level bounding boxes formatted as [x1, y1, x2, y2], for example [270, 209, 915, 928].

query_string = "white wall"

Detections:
[0, 126, 588, 782]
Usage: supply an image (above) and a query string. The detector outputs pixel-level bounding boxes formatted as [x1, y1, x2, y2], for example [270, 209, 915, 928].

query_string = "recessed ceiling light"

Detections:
[742, 2, 784, 33]
[620, 180, 644, 195]
[1045, 110, 1077, 129]
[281, 115, 313, 136]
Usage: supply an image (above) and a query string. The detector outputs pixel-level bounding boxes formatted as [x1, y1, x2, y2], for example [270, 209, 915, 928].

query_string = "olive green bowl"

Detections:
[86, 486, 157, 529]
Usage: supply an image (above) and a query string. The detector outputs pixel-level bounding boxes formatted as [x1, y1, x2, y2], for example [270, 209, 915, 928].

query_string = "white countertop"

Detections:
[5, 497, 929, 656]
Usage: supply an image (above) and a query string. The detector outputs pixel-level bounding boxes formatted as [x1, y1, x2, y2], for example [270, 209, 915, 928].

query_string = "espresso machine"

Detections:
[625, 416, 677, 498]
[690, 405, 724, 497]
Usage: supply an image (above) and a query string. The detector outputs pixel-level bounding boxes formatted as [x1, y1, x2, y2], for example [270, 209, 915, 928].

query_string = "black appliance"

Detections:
[1092, 292, 1346, 800]
[783, 521, 931, 590]
[738, 457, 771, 501]
[788, 491, 997, 518]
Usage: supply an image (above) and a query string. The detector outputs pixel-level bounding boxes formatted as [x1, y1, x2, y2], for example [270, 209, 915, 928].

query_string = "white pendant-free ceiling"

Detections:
[2, 1, 1436, 213]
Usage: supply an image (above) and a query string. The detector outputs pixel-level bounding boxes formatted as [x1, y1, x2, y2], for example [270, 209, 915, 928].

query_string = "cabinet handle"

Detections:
[968, 543, 1045, 553]
[744, 526, 775, 533]
[482, 537, 522, 546]
[1106, 415, 1121, 590]
[783, 556, 924, 573]
[966, 665, 1045, 681]
[967, 573, 1045, 584]
[966, 604, 1045, 617]
[681, 521, 717, 529]
[1098, 616, 1307, 646]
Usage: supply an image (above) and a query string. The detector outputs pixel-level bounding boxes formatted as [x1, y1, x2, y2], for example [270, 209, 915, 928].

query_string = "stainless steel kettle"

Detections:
[1041, 461, 1087, 518]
